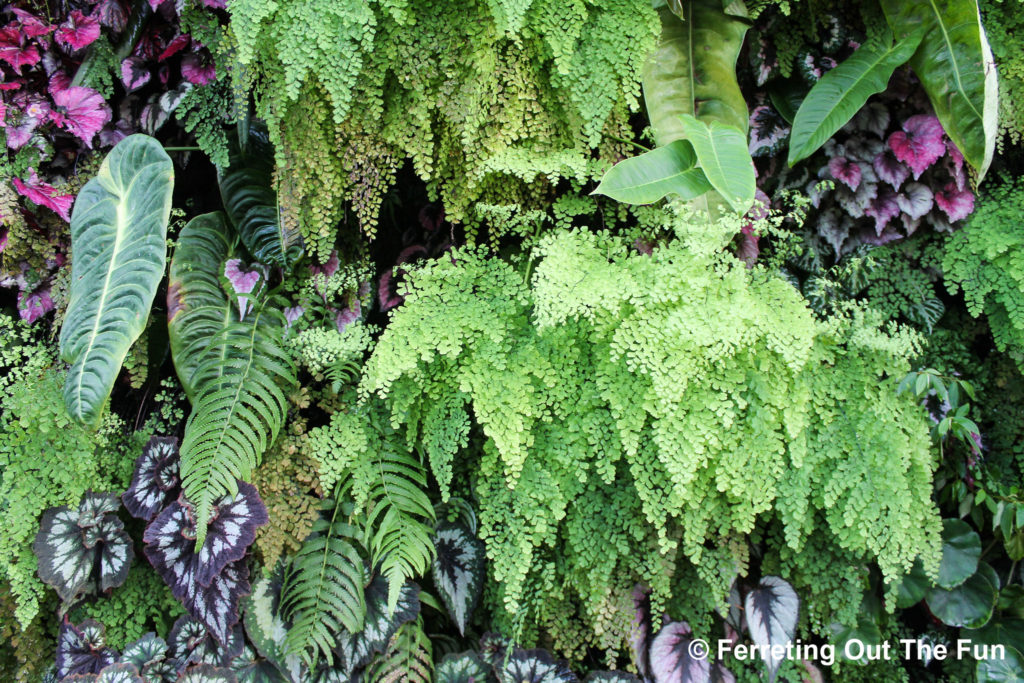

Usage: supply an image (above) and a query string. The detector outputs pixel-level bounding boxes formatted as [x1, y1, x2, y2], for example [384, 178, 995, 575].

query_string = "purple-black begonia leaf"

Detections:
[827, 156, 861, 191]
[120, 632, 169, 673]
[817, 208, 852, 257]
[57, 619, 118, 678]
[335, 577, 419, 673]
[748, 105, 789, 158]
[178, 663, 240, 683]
[432, 521, 485, 636]
[834, 180, 877, 220]
[55, 10, 101, 50]
[648, 621, 711, 683]
[78, 491, 121, 527]
[896, 182, 934, 221]
[94, 0, 129, 32]
[843, 138, 884, 165]
[121, 56, 152, 93]
[866, 187, 901, 235]
[935, 182, 975, 223]
[872, 149, 910, 190]
[744, 576, 799, 683]
[630, 585, 652, 679]
[123, 436, 181, 522]
[50, 86, 112, 147]
[711, 661, 737, 683]
[159, 34, 191, 61]
[887, 114, 945, 180]
[94, 662, 145, 683]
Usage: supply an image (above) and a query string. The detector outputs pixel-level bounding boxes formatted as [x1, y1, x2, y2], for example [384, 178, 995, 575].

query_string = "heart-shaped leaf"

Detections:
[333, 576, 419, 673]
[432, 521, 486, 636]
[592, 141, 712, 205]
[938, 518, 982, 589]
[241, 572, 303, 682]
[60, 134, 173, 425]
[648, 621, 710, 683]
[744, 576, 799, 682]
[435, 651, 493, 683]
[496, 648, 577, 683]
[927, 561, 998, 628]
[788, 31, 923, 165]
[678, 114, 756, 213]
[879, 0, 998, 180]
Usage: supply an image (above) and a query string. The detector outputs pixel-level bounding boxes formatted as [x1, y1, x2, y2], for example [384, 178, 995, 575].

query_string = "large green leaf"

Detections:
[678, 114, 755, 213]
[60, 134, 173, 425]
[219, 129, 303, 271]
[592, 140, 712, 204]
[642, 1, 749, 147]
[880, 0, 998, 180]
[167, 212, 239, 401]
[788, 31, 924, 165]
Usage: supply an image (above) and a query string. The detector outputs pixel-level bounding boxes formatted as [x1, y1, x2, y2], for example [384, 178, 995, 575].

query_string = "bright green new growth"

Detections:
[944, 178, 1024, 370]
[59, 135, 174, 426]
[228, 0, 659, 255]
[359, 209, 942, 658]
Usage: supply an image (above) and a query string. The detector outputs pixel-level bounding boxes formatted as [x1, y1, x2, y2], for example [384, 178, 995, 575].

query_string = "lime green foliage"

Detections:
[0, 314, 53, 393]
[360, 209, 942, 656]
[944, 178, 1024, 369]
[0, 370, 132, 625]
[76, 565, 184, 649]
[981, 0, 1024, 145]
[229, 0, 659, 255]
[291, 322, 375, 378]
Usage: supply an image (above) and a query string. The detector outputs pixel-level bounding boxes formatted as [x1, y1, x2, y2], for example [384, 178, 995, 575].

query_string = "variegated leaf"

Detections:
[497, 649, 578, 683]
[744, 576, 799, 683]
[242, 573, 303, 682]
[435, 651, 492, 683]
[583, 673, 641, 683]
[78, 492, 122, 527]
[57, 619, 118, 678]
[334, 577, 419, 673]
[123, 436, 181, 522]
[649, 621, 710, 683]
[178, 663, 239, 683]
[120, 633, 176, 683]
[432, 522, 485, 636]
[96, 663, 144, 683]
[168, 614, 245, 667]
[229, 645, 289, 683]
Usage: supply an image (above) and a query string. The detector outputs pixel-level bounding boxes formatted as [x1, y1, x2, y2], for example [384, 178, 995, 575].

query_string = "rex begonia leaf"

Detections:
[241, 573, 303, 682]
[835, 179, 878, 219]
[94, 663, 144, 683]
[55, 10, 101, 50]
[334, 577, 419, 673]
[583, 672, 641, 682]
[432, 521, 485, 636]
[51, 86, 112, 147]
[120, 633, 176, 682]
[873, 149, 910, 190]
[124, 436, 182, 522]
[828, 157, 862, 191]
[435, 651, 493, 683]
[744, 577, 799, 683]
[179, 663, 240, 683]
[935, 182, 975, 223]
[648, 621, 710, 683]
[866, 187, 901, 235]
[887, 114, 946, 179]
[896, 182, 934, 220]
[229, 645, 289, 683]
[169, 615, 245, 668]
[497, 649, 578, 683]
[630, 586, 653, 679]
[58, 619, 118, 678]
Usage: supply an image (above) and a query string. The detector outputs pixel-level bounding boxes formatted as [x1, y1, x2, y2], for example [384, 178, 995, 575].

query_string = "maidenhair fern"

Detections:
[357, 206, 942, 658]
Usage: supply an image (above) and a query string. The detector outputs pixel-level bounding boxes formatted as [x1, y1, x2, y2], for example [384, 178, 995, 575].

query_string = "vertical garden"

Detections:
[1, 0, 1023, 680]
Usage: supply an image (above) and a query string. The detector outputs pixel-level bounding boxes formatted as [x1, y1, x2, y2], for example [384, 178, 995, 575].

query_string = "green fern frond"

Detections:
[366, 616, 433, 683]
[179, 304, 296, 545]
[281, 496, 368, 669]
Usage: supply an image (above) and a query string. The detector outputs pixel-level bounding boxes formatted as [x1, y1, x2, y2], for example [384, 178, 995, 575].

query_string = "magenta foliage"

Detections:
[887, 114, 945, 180]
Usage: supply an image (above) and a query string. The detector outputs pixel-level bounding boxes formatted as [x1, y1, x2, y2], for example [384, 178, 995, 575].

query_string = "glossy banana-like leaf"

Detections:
[880, 0, 998, 180]
[592, 140, 712, 204]
[642, 1, 749, 147]
[167, 212, 240, 401]
[679, 114, 755, 213]
[60, 134, 173, 426]
[218, 128, 303, 271]
[788, 31, 924, 165]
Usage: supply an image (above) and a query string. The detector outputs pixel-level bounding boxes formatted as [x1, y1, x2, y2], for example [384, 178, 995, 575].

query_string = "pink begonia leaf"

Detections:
[0, 26, 41, 70]
[873, 149, 910, 190]
[4, 112, 40, 149]
[935, 182, 975, 223]
[865, 187, 900, 235]
[120, 56, 151, 92]
[18, 286, 54, 323]
[11, 10, 54, 38]
[158, 34, 190, 61]
[48, 72, 71, 95]
[887, 114, 945, 179]
[201, 0, 227, 8]
[946, 142, 967, 191]
[828, 156, 861, 191]
[94, 0, 128, 32]
[0, 80, 22, 90]
[835, 181, 877, 219]
[737, 223, 759, 267]
[55, 10, 101, 51]
[51, 86, 112, 147]
[334, 299, 362, 333]
[0, 228, 8, 253]
[12, 170, 74, 221]
[181, 52, 215, 85]
[896, 182, 934, 221]
[311, 250, 340, 278]
[224, 259, 262, 318]
[378, 270, 402, 311]
[147, 0, 167, 10]
[283, 306, 303, 329]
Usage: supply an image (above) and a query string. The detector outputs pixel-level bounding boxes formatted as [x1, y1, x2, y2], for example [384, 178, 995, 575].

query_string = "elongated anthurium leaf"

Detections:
[241, 573, 303, 682]
[123, 436, 181, 522]
[642, 1, 749, 147]
[334, 577, 420, 673]
[432, 521, 485, 636]
[219, 128, 302, 272]
[497, 648, 578, 683]
[879, 0, 998, 180]
[788, 31, 924, 165]
[648, 621, 710, 683]
[167, 212, 239, 401]
[58, 619, 118, 679]
[34, 493, 133, 603]
[60, 134, 173, 426]
[435, 651, 493, 683]
[678, 114, 756, 213]
[744, 577, 799, 683]
[592, 141, 712, 205]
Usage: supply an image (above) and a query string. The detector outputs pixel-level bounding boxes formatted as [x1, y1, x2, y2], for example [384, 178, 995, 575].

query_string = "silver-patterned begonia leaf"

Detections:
[435, 651, 493, 683]
[178, 663, 240, 683]
[95, 662, 144, 683]
[334, 576, 419, 673]
[497, 648, 578, 683]
[241, 573, 302, 682]
[169, 614, 245, 668]
[57, 619, 118, 678]
[648, 621, 711, 683]
[120, 632, 177, 682]
[744, 576, 799, 683]
[123, 436, 181, 522]
[583, 673, 641, 683]
[432, 522, 485, 636]
[229, 645, 290, 683]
